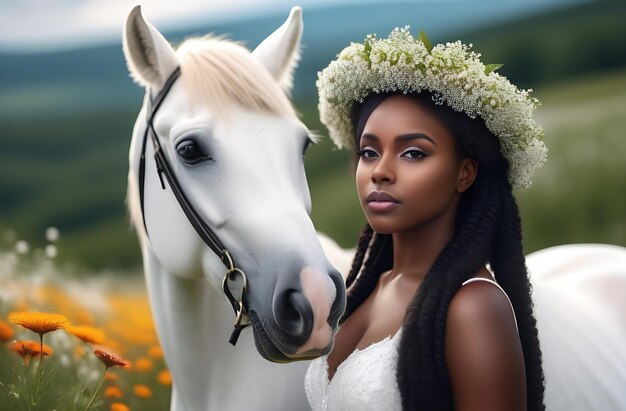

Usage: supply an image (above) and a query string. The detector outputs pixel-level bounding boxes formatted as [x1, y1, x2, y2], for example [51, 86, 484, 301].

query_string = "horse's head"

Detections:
[123, 6, 345, 362]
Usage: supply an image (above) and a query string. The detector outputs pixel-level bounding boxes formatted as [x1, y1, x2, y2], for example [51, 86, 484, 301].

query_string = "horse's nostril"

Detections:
[273, 289, 313, 337]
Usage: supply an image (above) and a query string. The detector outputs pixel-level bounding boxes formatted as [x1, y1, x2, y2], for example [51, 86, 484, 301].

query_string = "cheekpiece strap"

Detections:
[137, 67, 251, 346]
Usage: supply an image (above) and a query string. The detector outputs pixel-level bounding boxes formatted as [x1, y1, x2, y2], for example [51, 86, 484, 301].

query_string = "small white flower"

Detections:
[45, 245, 58, 258]
[15, 241, 29, 254]
[45, 226, 60, 242]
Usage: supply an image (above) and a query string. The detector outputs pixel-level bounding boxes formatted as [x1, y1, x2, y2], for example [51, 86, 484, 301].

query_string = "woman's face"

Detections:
[356, 95, 472, 234]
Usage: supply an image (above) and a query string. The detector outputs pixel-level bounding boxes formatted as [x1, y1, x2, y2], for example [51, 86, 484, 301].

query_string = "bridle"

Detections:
[137, 67, 250, 346]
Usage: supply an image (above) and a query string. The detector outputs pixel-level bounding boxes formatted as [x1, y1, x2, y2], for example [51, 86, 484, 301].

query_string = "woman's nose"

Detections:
[370, 156, 395, 184]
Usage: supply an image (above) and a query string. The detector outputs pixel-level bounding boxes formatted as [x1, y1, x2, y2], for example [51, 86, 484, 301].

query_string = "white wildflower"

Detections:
[45, 245, 58, 258]
[15, 241, 29, 254]
[45, 226, 60, 242]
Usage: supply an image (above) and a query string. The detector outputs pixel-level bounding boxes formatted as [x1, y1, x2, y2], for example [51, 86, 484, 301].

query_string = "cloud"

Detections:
[0, 0, 286, 51]
[0, 0, 442, 51]
[0, 0, 364, 51]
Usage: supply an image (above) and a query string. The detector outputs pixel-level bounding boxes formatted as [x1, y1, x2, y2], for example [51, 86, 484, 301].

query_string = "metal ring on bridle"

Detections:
[222, 268, 249, 296]
[234, 301, 245, 326]
[222, 250, 235, 272]
[222, 267, 249, 318]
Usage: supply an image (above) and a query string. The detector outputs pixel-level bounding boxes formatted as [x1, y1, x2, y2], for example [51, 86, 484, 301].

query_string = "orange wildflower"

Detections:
[94, 348, 131, 369]
[133, 384, 152, 398]
[8, 312, 70, 335]
[87, 349, 130, 410]
[157, 369, 172, 386]
[148, 345, 163, 359]
[10, 340, 53, 364]
[0, 320, 14, 342]
[110, 403, 130, 411]
[105, 372, 120, 382]
[104, 386, 124, 399]
[66, 325, 105, 344]
[134, 357, 153, 372]
[10, 340, 53, 357]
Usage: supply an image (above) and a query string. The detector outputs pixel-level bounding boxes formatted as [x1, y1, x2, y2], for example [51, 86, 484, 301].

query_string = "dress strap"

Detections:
[461, 277, 519, 334]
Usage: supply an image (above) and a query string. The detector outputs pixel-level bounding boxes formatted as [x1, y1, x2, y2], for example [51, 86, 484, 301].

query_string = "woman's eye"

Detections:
[401, 149, 427, 160]
[358, 148, 379, 159]
[177, 141, 209, 164]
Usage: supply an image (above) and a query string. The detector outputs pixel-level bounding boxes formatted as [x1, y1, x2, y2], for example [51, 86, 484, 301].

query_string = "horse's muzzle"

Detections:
[249, 266, 345, 363]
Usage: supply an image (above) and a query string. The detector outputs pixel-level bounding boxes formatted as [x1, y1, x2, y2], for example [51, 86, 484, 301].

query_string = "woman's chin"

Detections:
[364, 214, 402, 234]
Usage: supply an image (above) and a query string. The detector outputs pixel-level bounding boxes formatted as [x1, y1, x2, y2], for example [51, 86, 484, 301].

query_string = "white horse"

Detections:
[527, 243, 626, 410]
[123, 6, 345, 410]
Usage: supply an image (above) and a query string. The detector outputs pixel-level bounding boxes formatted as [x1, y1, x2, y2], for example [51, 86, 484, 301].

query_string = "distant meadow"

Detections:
[0, 1, 624, 409]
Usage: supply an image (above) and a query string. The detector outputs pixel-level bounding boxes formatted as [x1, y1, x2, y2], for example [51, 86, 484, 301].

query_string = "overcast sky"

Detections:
[0, 0, 434, 52]
[0, 0, 589, 53]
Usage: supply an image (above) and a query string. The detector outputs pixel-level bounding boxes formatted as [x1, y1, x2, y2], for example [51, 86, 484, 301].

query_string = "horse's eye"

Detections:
[177, 140, 209, 164]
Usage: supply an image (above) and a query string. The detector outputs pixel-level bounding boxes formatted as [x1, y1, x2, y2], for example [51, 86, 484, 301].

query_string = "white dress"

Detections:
[304, 275, 518, 411]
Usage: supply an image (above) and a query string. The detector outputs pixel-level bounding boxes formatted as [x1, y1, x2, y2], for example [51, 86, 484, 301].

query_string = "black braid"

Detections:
[340, 231, 392, 324]
[342, 91, 546, 409]
[345, 223, 374, 290]
[490, 180, 547, 410]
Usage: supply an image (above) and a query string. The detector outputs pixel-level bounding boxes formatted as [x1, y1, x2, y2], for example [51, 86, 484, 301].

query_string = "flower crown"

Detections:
[316, 26, 547, 188]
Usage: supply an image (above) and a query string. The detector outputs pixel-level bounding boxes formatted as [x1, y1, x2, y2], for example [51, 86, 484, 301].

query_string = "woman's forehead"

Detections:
[361, 95, 455, 147]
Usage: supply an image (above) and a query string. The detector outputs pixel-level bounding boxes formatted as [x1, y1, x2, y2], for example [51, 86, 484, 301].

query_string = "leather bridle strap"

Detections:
[138, 67, 250, 346]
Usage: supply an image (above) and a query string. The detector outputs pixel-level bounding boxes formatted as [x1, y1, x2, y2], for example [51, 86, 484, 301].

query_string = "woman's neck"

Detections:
[390, 207, 457, 283]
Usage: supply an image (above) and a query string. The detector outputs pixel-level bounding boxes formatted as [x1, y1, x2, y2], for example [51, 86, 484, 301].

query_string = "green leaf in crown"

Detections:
[485, 63, 504, 75]
[418, 29, 432, 53]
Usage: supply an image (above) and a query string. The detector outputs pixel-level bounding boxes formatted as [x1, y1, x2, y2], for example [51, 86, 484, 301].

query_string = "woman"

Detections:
[305, 28, 547, 410]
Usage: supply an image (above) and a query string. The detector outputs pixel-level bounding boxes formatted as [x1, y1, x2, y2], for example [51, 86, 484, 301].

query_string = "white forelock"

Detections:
[175, 35, 298, 121]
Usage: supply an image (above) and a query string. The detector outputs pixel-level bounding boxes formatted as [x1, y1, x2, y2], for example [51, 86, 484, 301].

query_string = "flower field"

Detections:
[0, 250, 171, 411]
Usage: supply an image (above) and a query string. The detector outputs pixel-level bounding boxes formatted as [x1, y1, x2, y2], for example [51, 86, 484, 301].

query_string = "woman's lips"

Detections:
[366, 191, 400, 212]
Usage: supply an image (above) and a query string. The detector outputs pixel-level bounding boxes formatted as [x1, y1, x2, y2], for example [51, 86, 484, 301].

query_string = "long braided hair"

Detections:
[342, 91, 546, 410]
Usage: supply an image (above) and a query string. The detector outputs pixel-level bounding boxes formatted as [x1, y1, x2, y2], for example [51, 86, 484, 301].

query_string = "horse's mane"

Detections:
[176, 35, 298, 120]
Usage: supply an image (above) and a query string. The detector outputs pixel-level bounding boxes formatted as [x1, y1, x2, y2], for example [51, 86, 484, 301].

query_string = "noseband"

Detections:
[137, 67, 250, 346]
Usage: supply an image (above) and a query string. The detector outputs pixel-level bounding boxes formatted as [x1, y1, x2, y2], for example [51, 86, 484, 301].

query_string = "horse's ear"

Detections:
[122, 5, 179, 90]
[252, 6, 303, 95]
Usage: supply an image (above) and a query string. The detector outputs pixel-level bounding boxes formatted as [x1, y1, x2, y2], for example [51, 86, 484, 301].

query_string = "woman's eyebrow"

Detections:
[395, 133, 437, 146]
[361, 133, 379, 142]
[361, 132, 437, 146]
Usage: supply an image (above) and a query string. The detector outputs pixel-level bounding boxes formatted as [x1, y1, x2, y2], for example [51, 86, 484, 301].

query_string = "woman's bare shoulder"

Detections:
[443, 275, 526, 410]
[447, 276, 519, 340]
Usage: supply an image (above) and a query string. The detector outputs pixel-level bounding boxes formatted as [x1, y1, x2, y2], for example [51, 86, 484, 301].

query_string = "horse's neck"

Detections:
[142, 245, 310, 411]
